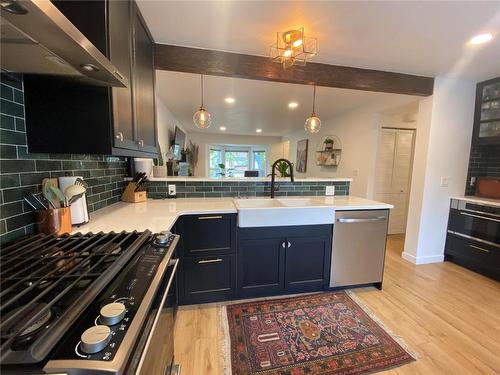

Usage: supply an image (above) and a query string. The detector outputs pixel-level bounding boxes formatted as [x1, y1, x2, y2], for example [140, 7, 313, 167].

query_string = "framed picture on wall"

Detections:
[296, 139, 308, 173]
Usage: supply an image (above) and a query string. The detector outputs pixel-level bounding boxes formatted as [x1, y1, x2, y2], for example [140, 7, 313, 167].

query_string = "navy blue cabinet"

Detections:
[238, 225, 332, 298]
[238, 237, 285, 297]
[174, 213, 237, 305]
[284, 235, 331, 292]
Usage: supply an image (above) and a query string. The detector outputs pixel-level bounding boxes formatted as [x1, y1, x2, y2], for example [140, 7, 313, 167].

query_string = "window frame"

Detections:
[207, 144, 268, 178]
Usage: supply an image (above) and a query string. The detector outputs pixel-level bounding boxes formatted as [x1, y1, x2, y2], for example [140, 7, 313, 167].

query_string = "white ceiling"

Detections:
[138, 1, 500, 81]
[156, 70, 419, 136]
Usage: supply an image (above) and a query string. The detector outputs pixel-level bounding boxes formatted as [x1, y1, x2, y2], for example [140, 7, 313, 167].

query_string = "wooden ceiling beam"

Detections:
[154, 44, 434, 96]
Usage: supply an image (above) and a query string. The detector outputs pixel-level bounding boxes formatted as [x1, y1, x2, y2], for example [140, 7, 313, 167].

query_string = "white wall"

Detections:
[282, 97, 420, 197]
[403, 77, 476, 264]
[187, 132, 283, 177]
[156, 96, 189, 155]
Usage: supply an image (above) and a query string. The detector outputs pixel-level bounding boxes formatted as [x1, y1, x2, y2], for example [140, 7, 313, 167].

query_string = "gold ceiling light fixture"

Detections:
[193, 74, 211, 129]
[305, 85, 321, 133]
[269, 27, 317, 69]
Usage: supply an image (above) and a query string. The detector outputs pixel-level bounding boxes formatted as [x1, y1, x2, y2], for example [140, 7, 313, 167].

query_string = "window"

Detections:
[208, 145, 267, 178]
[209, 148, 223, 178]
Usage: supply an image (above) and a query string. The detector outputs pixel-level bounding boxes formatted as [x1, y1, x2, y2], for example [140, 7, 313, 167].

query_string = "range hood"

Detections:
[1, 0, 127, 87]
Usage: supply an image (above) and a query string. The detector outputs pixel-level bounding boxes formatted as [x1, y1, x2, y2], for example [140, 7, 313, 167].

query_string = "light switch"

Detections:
[440, 177, 450, 187]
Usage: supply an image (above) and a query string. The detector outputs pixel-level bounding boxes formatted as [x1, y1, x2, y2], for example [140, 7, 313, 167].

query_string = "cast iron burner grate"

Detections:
[0, 230, 151, 364]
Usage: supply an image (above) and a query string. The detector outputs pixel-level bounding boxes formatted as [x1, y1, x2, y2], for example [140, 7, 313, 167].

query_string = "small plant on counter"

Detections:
[275, 160, 291, 177]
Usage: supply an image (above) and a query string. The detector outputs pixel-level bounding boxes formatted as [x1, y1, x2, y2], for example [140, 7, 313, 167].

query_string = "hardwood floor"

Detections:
[173, 234, 500, 374]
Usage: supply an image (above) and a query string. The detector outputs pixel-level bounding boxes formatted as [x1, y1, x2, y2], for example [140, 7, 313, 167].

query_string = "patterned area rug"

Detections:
[222, 291, 415, 375]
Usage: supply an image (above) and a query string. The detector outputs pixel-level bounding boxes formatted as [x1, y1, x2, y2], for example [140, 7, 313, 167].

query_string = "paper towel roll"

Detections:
[58, 176, 89, 225]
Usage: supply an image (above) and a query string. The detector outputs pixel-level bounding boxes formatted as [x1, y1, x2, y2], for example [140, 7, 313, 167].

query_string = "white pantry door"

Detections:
[374, 128, 415, 234]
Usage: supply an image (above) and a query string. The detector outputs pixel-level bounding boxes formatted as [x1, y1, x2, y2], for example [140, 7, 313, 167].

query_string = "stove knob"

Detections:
[155, 234, 169, 246]
[100, 302, 126, 326]
[80, 325, 111, 354]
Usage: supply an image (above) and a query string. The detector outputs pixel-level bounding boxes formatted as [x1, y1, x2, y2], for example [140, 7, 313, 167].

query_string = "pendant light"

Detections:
[305, 85, 321, 133]
[193, 75, 211, 129]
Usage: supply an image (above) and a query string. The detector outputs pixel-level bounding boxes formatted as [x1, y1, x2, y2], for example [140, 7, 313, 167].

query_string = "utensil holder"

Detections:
[35, 207, 72, 236]
[121, 182, 147, 203]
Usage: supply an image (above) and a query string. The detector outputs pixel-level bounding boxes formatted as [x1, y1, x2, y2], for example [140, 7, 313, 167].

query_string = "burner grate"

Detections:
[0, 230, 151, 364]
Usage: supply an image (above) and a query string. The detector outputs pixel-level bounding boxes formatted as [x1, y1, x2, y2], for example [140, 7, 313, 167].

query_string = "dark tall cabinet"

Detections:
[472, 77, 500, 145]
[23, 0, 157, 157]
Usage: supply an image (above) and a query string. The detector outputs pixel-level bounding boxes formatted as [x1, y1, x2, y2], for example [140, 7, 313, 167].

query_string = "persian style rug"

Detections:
[222, 292, 416, 375]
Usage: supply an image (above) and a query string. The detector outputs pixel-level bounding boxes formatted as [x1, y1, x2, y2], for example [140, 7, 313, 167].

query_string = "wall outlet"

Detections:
[168, 184, 176, 196]
[470, 176, 476, 186]
[325, 186, 335, 196]
[440, 177, 450, 187]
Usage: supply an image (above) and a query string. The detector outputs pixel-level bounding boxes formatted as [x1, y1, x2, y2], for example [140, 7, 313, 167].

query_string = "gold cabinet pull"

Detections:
[198, 258, 223, 264]
[198, 216, 223, 220]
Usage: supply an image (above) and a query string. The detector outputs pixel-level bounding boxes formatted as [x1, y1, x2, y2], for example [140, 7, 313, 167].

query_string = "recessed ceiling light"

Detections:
[288, 102, 298, 109]
[225, 97, 235, 103]
[256, 129, 262, 133]
[469, 33, 493, 45]
[219, 126, 226, 131]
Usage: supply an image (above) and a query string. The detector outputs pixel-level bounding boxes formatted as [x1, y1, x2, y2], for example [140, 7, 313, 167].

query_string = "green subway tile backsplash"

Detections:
[0, 73, 128, 244]
[146, 180, 349, 199]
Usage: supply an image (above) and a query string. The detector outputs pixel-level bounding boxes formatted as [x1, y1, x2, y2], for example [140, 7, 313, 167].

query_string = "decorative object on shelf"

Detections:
[296, 139, 308, 173]
[153, 146, 167, 177]
[269, 27, 318, 69]
[193, 74, 211, 129]
[316, 135, 342, 166]
[178, 162, 190, 177]
[188, 141, 199, 176]
[305, 85, 321, 133]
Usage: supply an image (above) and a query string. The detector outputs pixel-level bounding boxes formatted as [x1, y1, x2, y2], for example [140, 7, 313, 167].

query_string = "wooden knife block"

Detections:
[121, 182, 147, 203]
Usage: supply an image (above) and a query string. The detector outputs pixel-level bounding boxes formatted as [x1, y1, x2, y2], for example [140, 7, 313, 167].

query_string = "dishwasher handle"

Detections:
[336, 216, 387, 223]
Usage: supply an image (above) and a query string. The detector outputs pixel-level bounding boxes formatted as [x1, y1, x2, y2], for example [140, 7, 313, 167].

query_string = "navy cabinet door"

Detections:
[284, 235, 331, 292]
[238, 238, 285, 297]
[180, 254, 236, 304]
[179, 214, 236, 256]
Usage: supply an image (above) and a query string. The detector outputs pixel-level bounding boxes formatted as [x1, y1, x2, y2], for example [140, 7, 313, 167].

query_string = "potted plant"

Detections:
[153, 146, 167, 177]
[324, 138, 334, 151]
[218, 163, 235, 177]
[275, 160, 291, 177]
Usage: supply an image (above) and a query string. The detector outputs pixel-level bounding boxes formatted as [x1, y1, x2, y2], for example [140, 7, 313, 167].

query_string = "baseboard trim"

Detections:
[402, 252, 444, 265]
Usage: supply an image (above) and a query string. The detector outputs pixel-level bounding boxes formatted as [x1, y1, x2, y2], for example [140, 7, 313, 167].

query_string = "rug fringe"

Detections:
[346, 290, 420, 360]
[219, 304, 232, 375]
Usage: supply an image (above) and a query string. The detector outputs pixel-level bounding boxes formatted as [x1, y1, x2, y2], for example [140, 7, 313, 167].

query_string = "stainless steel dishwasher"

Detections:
[330, 210, 389, 289]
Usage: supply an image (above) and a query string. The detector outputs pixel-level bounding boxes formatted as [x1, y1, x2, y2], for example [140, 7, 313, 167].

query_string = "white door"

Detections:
[374, 128, 415, 234]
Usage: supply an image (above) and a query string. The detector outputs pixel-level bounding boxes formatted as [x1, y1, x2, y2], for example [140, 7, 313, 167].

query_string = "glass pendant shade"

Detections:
[305, 114, 321, 133]
[305, 85, 321, 133]
[193, 107, 211, 129]
[193, 74, 211, 129]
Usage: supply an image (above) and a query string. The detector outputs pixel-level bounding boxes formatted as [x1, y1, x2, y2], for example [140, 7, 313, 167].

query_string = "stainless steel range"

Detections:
[0, 230, 180, 375]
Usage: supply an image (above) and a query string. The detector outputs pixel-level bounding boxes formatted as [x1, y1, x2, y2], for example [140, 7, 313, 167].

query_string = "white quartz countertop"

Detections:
[147, 177, 352, 182]
[450, 195, 500, 207]
[72, 196, 393, 234]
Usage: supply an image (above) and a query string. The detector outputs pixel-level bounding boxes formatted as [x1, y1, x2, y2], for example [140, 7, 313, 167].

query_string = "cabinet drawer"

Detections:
[179, 214, 236, 256]
[446, 233, 499, 261]
[445, 233, 499, 280]
[180, 255, 235, 304]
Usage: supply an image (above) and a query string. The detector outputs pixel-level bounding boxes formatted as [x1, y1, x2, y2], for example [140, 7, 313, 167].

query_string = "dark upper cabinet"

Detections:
[132, 10, 157, 153]
[472, 77, 500, 145]
[23, 0, 157, 157]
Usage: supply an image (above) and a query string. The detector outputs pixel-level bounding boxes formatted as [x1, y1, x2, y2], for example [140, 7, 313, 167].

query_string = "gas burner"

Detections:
[1, 303, 54, 349]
